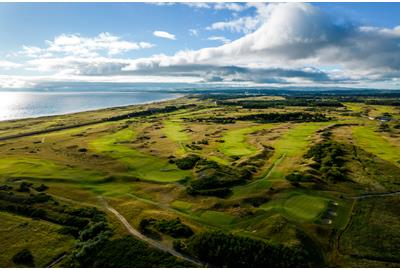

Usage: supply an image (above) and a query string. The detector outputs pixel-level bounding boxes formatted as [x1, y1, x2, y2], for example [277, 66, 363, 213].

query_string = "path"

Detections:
[46, 253, 66, 268]
[98, 196, 203, 267]
[349, 191, 400, 199]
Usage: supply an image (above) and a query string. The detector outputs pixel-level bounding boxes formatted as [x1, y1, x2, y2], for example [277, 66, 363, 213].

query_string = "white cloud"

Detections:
[19, 32, 154, 59]
[208, 36, 231, 44]
[189, 29, 199, 36]
[206, 16, 260, 33]
[0, 60, 21, 69]
[122, 3, 400, 85]
[153, 30, 176, 40]
[182, 2, 211, 9]
[206, 3, 268, 33]
[214, 3, 245, 12]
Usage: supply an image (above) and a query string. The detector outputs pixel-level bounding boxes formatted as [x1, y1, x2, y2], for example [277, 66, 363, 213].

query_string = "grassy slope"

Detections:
[0, 212, 75, 267]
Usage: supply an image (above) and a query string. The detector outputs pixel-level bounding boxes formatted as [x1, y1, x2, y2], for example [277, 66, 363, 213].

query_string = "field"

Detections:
[0, 93, 399, 267]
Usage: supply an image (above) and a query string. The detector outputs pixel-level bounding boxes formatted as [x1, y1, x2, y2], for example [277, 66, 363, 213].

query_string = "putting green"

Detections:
[90, 127, 190, 182]
[200, 210, 235, 226]
[260, 193, 328, 222]
[171, 200, 193, 211]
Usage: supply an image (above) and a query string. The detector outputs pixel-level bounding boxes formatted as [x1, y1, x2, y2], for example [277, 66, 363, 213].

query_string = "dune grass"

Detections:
[90, 127, 191, 182]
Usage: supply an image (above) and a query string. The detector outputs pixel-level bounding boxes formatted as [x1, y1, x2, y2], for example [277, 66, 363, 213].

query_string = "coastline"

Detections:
[0, 94, 189, 141]
[0, 92, 183, 123]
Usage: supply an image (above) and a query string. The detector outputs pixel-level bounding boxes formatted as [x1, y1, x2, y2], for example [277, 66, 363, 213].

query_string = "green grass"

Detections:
[207, 156, 230, 166]
[90, 127, 191, 182]
[171, 200, 193, 211]
[0, 157, 105, 183]
[0, 211, 75, 267]
[259, 193, 328, 222]
[200, 211, 235, 226]
[219, 123, 275, 157]
[352, 125, 400, 165]
[162, 120, 189, 155]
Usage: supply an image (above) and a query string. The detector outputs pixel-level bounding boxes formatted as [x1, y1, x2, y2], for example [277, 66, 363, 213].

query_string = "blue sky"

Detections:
[0, 2, 399, 89]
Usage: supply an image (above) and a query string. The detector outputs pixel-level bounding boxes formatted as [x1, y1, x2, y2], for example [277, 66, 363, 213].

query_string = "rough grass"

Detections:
[340, 196, 400, 263]
[90, 128, 191, 182]
[0, 212, 75, 267]
[259, 193, 328, 222]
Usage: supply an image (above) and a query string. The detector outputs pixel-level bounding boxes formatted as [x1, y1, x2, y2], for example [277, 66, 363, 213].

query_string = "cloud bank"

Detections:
[1, 3, 400, 89]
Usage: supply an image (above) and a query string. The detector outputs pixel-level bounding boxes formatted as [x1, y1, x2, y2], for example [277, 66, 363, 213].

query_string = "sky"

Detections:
[0, 2, 400, 90]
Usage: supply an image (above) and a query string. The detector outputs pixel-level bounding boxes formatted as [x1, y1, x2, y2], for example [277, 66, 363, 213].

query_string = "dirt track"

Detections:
[98, 196, 203, 267]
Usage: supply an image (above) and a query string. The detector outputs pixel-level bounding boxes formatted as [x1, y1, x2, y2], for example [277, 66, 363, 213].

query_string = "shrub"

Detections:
[17, 182, 31, 192]
[12, 249, 34, 266]
[175, 155, 201, 170]
[183, 230, 323, 267]
[34, 184, 49, 192]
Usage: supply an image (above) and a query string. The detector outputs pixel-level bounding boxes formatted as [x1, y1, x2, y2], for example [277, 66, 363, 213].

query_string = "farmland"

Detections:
[0, 92, 399, 267]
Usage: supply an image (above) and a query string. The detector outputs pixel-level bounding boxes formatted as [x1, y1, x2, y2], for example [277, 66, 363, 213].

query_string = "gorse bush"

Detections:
[179, 230, 323, 267]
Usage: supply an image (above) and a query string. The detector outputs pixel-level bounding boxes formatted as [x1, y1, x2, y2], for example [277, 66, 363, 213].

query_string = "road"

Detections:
[98, 197, 203, 267]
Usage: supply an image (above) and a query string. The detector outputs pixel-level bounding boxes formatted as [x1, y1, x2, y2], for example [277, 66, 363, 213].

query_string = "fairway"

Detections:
[233, 122, 330, 197]
[260, 193, 328, 222]
[219, 123, 275, 157]
[0, 157, 105, 183]
[90, 127, 191, 182]
[352, 125, 400, 165]
[162, 120, 189, 155]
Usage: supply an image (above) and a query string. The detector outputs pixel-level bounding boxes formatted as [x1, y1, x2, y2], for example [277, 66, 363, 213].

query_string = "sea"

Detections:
[0, 91, 181, 121]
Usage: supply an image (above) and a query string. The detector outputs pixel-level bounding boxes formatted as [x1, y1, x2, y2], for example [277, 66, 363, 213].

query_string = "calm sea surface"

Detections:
[0, 91, 181, 121]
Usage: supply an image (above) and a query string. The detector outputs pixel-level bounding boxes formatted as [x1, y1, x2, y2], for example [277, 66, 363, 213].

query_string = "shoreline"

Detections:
[0, 93, 183, 123]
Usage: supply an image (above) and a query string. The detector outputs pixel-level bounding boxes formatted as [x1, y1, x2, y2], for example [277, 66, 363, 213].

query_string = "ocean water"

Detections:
[0, 91, 180, 121]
